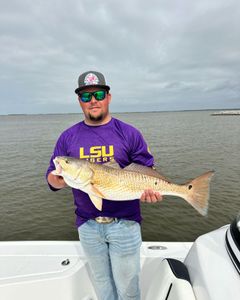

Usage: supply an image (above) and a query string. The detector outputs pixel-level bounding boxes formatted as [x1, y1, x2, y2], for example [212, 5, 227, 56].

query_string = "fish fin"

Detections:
[89, 183, 105, 198]
[124, 163, 170, 182]
[103, 160, 121, 169]
[183, 171, 215, 216]
[88, 184, 105, 210]
[89, 195, 103, 211]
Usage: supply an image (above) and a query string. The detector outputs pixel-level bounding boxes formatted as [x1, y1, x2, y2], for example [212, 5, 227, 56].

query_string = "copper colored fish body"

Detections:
[52, 156, 214, 216]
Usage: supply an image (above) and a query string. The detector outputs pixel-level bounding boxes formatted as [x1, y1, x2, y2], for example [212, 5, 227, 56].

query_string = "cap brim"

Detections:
[75, 85, 110, 94]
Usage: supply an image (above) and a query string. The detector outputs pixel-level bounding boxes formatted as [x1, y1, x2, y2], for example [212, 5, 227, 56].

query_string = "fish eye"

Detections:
[65, 159, 69, 164]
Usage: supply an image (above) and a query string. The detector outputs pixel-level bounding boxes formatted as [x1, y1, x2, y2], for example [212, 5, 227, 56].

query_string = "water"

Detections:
[0, 111, 239, 242]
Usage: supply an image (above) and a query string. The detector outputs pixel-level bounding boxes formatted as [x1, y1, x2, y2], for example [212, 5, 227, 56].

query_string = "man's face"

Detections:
[78, 87, 111, 124]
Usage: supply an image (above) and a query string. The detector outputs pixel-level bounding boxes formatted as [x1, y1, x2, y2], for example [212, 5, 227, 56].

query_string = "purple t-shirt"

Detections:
[46, 117, 154, 227]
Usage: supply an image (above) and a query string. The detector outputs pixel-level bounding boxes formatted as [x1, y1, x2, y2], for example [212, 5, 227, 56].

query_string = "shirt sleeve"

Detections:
[129, 129, 154, 167]
[45, 132, 68, 191]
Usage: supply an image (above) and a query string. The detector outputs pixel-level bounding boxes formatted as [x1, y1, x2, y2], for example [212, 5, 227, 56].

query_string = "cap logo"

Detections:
[84, 73, 99, 86]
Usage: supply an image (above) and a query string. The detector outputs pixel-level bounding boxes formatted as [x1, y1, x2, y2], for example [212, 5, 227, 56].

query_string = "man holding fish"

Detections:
[46, 71, 213, 300]
[46, 70, 163, 300]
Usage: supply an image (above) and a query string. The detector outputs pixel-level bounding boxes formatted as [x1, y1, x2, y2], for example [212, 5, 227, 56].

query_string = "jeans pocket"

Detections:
[78, 220, 95, 240]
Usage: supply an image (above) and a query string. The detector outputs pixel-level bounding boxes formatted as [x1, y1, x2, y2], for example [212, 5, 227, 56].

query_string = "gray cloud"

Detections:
[0, 0, 240, 114]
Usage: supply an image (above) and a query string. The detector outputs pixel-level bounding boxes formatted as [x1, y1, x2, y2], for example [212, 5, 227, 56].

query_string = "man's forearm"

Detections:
[47, 172, 67, 189]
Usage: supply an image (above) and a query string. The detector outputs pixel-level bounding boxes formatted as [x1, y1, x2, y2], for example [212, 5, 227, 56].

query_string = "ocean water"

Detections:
[0, 111, 239, 242]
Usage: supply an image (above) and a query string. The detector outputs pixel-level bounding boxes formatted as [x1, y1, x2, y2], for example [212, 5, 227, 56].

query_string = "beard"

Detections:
[88, 112, 104, 122]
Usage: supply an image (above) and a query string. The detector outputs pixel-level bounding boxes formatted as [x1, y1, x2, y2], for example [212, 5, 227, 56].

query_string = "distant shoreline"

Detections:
[2, 108, 240, 116]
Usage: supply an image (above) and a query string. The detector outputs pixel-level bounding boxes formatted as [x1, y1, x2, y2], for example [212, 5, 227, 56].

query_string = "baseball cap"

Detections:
[75, 71, 110, 94]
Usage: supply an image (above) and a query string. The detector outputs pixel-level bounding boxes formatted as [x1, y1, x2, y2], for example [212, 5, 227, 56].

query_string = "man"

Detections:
[46, 71, 162, 300]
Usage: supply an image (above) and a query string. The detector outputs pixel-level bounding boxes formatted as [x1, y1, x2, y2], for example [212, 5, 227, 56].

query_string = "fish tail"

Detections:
[183, 171, 214, 216]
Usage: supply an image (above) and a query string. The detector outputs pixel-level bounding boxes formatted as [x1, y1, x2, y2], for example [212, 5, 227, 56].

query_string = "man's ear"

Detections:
[107, 93, 112, 103]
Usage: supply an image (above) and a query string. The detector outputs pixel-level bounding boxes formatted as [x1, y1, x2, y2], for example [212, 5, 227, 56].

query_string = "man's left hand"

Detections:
[140, 190, 163, 203]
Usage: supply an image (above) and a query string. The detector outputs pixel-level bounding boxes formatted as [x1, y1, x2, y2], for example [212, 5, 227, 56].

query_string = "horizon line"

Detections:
[1, 107, 240, 116]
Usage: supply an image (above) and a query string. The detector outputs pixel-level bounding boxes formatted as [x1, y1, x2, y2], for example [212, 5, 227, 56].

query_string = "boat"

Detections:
[0, 215, 239, 300]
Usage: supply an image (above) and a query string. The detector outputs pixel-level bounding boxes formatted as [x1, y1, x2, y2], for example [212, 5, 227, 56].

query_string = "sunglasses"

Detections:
[78, 90, 107, 103]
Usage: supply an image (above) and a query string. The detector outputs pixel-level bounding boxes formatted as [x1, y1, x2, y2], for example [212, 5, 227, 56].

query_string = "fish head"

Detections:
[53, 156, 93, 183]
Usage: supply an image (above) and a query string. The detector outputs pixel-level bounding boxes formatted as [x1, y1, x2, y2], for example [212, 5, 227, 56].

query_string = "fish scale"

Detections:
[91, 164, 190, 200]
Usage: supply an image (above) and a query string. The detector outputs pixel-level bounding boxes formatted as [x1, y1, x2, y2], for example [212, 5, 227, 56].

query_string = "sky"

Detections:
[0, 0, 240, 114]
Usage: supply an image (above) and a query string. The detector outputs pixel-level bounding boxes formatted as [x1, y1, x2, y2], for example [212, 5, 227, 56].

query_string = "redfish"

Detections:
[53, 156, 214, 216]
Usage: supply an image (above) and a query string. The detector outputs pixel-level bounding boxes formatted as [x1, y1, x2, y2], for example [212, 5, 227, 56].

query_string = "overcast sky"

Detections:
[1, 0, 240, 114]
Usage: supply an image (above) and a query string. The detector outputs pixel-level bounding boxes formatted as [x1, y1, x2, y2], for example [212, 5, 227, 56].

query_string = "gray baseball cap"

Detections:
[75, 71, 110, 94]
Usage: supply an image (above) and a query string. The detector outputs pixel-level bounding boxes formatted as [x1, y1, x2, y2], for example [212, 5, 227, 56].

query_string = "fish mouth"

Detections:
[53, 157, 62, 175]
[53, 157, 59, 167]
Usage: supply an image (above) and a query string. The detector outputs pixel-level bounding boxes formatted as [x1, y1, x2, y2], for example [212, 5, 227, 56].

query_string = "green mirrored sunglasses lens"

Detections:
[80, 92, 92, 102]
[94, 90, 106, 100]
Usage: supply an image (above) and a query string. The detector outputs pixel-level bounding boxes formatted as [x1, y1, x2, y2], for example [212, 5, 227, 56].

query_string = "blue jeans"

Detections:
[78, 219, 142, 300]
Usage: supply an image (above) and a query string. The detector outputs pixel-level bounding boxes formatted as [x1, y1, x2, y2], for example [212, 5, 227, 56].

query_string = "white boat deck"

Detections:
[1, 224, 239, 300]
[0, 241, 192, 300]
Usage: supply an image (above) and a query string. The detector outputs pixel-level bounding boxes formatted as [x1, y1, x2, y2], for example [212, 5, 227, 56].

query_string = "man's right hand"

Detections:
[47, 172, 67, 189]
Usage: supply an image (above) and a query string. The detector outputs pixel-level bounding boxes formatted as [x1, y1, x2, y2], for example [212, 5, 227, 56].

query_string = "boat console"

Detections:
[185, 216, 240, 300]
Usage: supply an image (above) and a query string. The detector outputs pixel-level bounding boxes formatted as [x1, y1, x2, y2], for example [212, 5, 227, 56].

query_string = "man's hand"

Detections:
[47, 172, 67, 189]
[140, 189, 163, 203]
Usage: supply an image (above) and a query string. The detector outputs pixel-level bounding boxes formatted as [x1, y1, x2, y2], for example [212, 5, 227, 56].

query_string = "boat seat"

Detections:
[145, 258, 196, 300]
